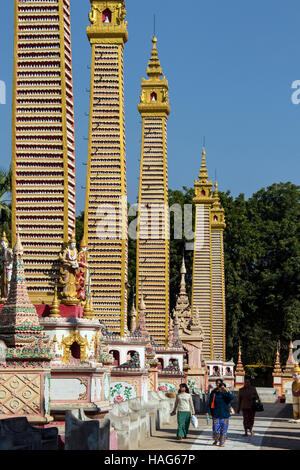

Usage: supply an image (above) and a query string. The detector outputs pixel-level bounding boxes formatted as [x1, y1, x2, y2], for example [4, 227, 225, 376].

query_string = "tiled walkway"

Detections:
[140, 404, 300, 451]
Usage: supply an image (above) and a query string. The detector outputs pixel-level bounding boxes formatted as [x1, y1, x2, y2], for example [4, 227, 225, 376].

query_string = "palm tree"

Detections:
[0, 167, 12, 235]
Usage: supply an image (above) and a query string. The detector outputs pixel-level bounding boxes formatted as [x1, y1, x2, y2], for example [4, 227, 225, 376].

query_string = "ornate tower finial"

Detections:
[180, 256, 187, 295]
[181, 256, 187, 275]
[199, 146, 209, 183]
[235, 344, 245, 374]
[211, 180, 226, 230]
[147, 36, 163, 79]
[130, 298, 137, 333]
[273, 341, 282, 375]
[50, 285, 61, 318]
[285, 339, 296, 371]
[171, 312, 183, 349]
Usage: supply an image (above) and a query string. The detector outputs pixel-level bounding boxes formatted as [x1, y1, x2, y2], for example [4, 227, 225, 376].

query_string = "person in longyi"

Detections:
[206, 380, 234, 447]
[170, 383, 195, 440]
[291, 364, 300, 422]
[237, 377, 260, 436]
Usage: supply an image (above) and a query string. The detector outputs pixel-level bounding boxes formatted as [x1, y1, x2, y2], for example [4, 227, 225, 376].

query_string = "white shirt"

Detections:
[173, 392, 195, 414]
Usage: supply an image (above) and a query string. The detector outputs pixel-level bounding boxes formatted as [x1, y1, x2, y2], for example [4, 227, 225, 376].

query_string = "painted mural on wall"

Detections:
[187, 378, 197, 390]
[110, 382, 137, 404]
[157, 382, 177, 392]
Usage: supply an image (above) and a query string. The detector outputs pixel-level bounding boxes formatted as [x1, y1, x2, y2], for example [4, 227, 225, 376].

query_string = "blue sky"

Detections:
[0, 0, 299, 214]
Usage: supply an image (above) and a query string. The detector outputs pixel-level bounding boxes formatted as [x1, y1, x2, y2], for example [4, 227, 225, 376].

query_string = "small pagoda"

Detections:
[0, 233, 52, 424]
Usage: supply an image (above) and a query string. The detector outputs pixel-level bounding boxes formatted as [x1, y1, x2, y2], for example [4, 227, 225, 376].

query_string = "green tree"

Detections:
[75, 211, 84, 249]
[72, 182, 300, 376]
[0, 167, 12, 242]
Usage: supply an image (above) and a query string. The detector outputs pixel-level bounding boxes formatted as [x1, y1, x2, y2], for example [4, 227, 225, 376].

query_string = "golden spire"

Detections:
[235, 344, 245, 375]
[80, 237, 87, 249]
[273, 342, 282, 375]
[130, 298, 137, 333]
[199, 146, 209, 183]
[194, 146, 213, 203]
[146, 36, 163, 79]
[83, 293, 94, 319]
[50, 285, 60, 318]
[138, 36, 170, 116]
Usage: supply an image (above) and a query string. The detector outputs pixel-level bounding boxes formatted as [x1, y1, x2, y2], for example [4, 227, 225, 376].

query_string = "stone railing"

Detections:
[64, 409, 110, 450]
[108, 391, 175, 450]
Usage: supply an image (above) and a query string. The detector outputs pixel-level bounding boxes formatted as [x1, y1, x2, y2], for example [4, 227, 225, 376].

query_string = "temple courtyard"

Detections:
[140, 404, 300, 451]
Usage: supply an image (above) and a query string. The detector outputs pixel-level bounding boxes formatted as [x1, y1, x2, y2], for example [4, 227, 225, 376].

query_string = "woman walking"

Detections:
[171, 383, 195, 440]
[206, 381, 234, 447]
[237, 377, 259, 436]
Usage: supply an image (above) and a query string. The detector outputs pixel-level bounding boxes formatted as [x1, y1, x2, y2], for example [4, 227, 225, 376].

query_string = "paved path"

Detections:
[191, 415, 273, 450]
[140, 404, 300, 451]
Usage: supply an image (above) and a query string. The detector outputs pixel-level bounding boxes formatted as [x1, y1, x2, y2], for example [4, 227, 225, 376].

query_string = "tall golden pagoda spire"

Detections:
[11, 0, 77, 304]
[146, 36, 163, 79]
[84, 0, 128, 335]
[191, 146, 226, 360]
[136, 36, 170, 346]
[199, 147, 209, 183]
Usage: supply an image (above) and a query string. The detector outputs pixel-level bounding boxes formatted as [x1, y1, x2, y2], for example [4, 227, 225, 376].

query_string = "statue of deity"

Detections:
[89, 5, 98, 25]
[162, 89, 169, 104]
[59, 235, 79, 305]
[292, 367, 300, 421]
[0, 232, 13, 301]
[116, 2, 126, 24]
[140, 89, 146, 103]
[76, 237, 90, 305]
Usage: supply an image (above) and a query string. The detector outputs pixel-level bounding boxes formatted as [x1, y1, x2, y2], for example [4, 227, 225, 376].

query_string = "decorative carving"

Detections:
[88, 2, 126, 26]
[116, 2, 126, 24]
[61, 330, 89, 363]
[78, 377, 89, 401]
[0, 373, 41, 416]
[116, 352, 140, 370]
[89, 4, 100, 25]
[76, 238, 90, 305]
[49, 285, 60, 318]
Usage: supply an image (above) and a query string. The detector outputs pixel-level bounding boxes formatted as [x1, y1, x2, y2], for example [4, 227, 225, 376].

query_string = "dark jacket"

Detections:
[206, 389, 234, 419]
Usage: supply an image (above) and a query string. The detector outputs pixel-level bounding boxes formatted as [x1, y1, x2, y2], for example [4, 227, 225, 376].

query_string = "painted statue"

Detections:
[76, 237, 90, 304]
[0, 232, 13, 300]
[59, 235, 79, 305]
[292, 367, 300, 421]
